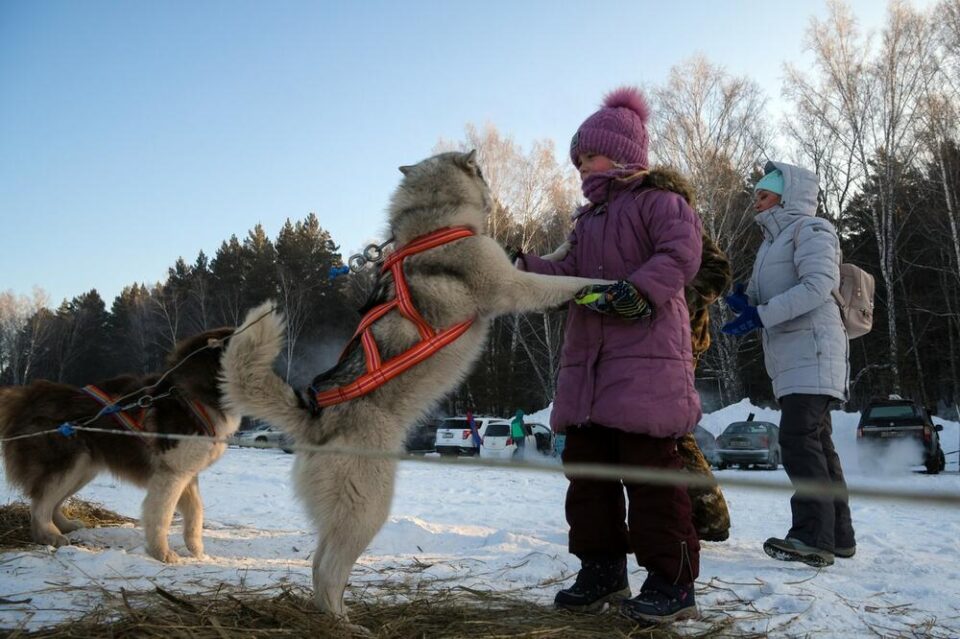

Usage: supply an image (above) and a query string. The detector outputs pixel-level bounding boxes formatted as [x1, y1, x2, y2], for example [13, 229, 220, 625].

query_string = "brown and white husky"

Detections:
[220, 150, 614, 618]
[0, 327, 247, 563]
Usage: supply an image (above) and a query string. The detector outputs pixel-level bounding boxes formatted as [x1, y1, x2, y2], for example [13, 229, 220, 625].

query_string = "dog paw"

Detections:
[39, 533, 71, 548]
[56, 518, 84, 533]
[149, 547, 181, 564]
[187, 545, 206, 560]
[338, 621, 372, 637]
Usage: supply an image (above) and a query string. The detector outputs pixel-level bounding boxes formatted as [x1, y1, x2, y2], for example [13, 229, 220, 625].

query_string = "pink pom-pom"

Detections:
[603, 86, 650, 123]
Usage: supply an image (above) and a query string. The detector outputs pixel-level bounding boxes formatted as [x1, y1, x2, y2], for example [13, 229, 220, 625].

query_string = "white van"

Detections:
[434, 416, 508, 456]
[479, 421, 538, 459]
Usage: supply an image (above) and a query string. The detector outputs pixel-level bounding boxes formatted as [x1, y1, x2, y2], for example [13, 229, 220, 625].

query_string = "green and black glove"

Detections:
[574, 280, 652, 320]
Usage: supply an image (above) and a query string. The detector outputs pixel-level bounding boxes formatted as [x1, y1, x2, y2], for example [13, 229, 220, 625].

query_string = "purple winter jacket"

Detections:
[522, 178, 703, 438]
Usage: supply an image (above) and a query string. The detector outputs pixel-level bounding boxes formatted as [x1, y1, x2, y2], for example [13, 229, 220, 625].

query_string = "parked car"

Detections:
[529, 422, 554, 454]
[715, 418, 781, 470]
[857, 395, 946, 474]
[405, 418, 439, 454]
[434, 416, 505, 456]
[479, 421, 538, 459]
[233, 423, 287, 448]
[693, 424, 720, 467]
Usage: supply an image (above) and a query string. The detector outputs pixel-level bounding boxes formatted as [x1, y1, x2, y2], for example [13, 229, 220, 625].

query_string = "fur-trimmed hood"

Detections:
[637, 166, 698, 207]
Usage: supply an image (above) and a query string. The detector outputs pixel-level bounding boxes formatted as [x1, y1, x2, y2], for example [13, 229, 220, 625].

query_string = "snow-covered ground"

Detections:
[1, 401, 958, 637]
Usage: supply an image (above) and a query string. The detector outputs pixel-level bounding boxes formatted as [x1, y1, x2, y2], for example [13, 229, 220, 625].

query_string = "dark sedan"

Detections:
[857, 397, 946, 474]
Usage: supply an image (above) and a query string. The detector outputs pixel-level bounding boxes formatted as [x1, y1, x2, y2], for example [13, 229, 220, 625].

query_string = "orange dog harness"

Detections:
[313, 226, 477, 408]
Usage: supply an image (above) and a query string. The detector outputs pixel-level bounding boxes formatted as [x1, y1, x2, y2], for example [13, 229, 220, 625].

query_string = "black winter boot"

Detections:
[620, 573, 698, 624]
[554, 554, 631, 613]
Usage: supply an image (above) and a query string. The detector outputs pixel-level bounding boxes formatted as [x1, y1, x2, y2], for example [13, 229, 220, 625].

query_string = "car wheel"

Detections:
[768, 452, 780, 470]
[926, 450, 943, 475]
[738, 463, 749, 470]
[717, 462, 728, 471]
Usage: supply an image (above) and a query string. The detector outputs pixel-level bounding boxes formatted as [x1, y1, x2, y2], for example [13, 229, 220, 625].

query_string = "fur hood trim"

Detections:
[636, 166, 697, 206]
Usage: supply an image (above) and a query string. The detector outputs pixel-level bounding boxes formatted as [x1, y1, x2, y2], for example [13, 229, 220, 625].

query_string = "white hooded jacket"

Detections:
[747, 161, 848, 401]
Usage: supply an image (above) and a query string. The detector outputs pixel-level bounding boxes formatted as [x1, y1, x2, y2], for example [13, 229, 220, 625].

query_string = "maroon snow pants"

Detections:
[562, 422, 700, 583]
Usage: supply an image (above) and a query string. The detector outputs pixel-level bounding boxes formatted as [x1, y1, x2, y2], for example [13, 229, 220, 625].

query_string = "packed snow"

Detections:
[1, 401, 958, 637]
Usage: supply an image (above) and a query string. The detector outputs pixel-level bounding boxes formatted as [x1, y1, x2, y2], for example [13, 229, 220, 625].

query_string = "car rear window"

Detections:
[865, 405, 918, 420]
[484, 423, 511, 437]
[724, 423, 768, 435]
[440, 419, 470, 430]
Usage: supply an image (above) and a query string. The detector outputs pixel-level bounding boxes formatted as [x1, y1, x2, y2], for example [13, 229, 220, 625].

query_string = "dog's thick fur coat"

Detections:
[220, 151, 614, 617]
[0, 328, 244, 563]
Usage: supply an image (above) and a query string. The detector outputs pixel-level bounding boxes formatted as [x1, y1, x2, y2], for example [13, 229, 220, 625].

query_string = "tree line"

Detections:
[2, 0, 959, 417]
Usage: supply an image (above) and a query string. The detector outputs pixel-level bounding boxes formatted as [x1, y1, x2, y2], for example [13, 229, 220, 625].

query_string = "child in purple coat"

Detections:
[518, 87, 703, 624]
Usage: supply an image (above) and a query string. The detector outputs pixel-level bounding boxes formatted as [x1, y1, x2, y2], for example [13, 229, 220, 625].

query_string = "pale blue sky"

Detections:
[1, 0, 914, 305]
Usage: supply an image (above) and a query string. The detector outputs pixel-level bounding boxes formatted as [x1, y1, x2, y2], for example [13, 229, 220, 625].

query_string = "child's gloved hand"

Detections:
[575, 280, 652, 320]
[720, 305, 763, 336]
[724, 282, 749, 314]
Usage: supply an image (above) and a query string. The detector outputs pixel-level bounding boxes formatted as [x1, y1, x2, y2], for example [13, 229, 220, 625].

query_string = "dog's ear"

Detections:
[464, 149, 478, 166]
[207, 337, 225, 350]
[399, 164, 413, 176]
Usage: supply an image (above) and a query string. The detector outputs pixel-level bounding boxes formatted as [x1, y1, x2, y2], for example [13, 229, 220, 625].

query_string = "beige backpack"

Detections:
[792, 220, 875, 339]
[832, 263, 875, 339]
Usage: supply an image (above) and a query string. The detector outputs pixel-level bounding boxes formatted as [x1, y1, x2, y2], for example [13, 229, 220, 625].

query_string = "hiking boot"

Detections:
[834, 545, 856, 558]
[620, 573, 698, 625]
[763, 537, 835, 567]
[554, 554, 630, 613]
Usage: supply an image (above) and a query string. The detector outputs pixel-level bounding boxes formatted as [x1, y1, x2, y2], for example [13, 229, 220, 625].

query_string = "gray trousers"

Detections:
[778, 394, 856, 552]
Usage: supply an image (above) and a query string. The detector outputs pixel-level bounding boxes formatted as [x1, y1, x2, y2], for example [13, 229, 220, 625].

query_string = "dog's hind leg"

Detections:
[177, 475, 205, 558]
[298, 454, 397, 619]
[142, 471, 194, 563]
[30, 460, 95, 547]
[52, 464, 97, 534]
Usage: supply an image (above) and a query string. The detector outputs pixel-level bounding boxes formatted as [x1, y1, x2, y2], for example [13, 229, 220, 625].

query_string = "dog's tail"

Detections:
[0, 386, 24, 441]
[220, 300, 317, 444]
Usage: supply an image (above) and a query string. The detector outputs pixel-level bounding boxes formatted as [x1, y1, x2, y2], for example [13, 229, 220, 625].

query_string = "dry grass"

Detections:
[0, 498, 135, 550]
[0, 582, 743, 639]
[0, 500, 746, 638]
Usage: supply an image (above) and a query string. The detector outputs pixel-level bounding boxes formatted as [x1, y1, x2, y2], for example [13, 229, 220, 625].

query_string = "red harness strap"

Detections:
[314, 226, 477, 408]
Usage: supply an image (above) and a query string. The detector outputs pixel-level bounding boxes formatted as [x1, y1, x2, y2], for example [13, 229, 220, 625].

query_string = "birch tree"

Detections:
[784, 0, 939, 393]
[650, 54, 772, 401]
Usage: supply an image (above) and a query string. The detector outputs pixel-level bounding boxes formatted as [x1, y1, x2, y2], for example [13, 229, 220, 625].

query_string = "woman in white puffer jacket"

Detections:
[722, 160, 854, 568]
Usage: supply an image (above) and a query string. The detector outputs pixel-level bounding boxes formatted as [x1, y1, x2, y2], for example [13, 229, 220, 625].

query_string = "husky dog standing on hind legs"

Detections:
[221, 150, 617, 620]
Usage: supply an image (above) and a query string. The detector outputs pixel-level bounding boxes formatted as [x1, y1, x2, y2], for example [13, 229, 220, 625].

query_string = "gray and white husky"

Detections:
[220, 150, 613, 618]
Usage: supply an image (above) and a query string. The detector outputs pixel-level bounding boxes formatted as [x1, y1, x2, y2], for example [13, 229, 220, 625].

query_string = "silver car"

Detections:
[716, 420, 781, 470]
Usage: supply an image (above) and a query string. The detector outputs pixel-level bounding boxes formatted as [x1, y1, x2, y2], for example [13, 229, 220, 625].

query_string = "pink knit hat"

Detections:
[569, 86, 651, 169]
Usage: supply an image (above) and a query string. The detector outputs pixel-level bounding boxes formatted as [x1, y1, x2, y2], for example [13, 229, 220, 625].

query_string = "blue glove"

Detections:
[721, 305, 763, 336]
[724, 282, 749, 314]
